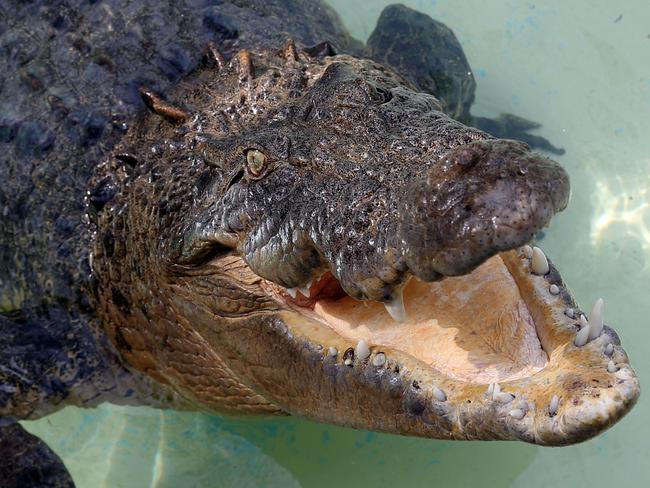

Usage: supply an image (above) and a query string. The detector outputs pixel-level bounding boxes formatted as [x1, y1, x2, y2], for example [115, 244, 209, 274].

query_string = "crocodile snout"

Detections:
[398, 139, 570, 280]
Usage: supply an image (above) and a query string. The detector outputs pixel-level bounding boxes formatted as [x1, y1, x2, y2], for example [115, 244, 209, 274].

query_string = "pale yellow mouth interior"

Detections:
[313, 254, 548, 383]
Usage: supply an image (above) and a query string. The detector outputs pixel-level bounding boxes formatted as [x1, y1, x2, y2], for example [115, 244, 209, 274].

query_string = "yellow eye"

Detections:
[245, 149, 267, 177]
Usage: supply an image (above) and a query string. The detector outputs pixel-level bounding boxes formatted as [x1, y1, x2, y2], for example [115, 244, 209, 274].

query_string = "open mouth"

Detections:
[279, 254, 548, 384]
[257, 245, 639, 445]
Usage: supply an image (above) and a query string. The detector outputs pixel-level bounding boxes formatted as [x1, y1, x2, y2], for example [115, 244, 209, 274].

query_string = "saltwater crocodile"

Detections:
[0, 1, 639, 485]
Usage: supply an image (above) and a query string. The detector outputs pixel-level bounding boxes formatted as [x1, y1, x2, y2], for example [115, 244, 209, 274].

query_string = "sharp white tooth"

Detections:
[588, 298, 604, 341]
[287, 288, 298, 299]
[299, 280, 313, 297]
[433, 386, 447, 402]
[492, 383, 501, 400]
[574, 316, 590, 347]
[522, 244, 533, 258]
[549, 284, 560, 295]
[604, 343, 614, 356]
[495, 392, 515, 404]
[531, 246, 550, 275]
[384, 290, 406, 322]
[509, 408, 525, 420]
[565, 308, 576, 319]
[607, 360, 618, 373]
[372, 352, 386, 367]
[549, 395, 560, 416]
[355, 339, 370, 362]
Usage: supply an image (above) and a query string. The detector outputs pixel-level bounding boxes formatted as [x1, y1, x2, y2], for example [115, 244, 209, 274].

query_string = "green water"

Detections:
[24, 1, 650, 486]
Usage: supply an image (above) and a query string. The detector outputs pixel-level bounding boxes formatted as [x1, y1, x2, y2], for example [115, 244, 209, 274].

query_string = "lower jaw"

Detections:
[270, 247, 640, 445]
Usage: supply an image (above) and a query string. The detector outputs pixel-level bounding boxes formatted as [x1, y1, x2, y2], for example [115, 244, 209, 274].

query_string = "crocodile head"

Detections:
[92, 43, 639, 445]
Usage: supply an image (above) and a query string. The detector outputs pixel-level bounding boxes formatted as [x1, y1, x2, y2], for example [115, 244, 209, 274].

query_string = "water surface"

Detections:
[25, 1, 650, 486]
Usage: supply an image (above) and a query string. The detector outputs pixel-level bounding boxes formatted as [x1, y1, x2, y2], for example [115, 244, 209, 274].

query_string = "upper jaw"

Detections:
[190, 138, 571, 305]
[255, 247, 639, 445]
[398, 139, 571, 280]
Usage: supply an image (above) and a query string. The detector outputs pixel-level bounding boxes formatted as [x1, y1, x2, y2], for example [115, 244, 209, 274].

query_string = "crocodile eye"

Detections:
[245, 149, 267, 177]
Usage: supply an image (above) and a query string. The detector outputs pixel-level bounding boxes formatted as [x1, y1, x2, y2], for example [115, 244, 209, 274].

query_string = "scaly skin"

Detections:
[91, 44, 637, 445]
[0, 422, 74, 488]
[0, 1, 640, 484]
[0, 0, 362, 483]
[0, 0, 361, 418]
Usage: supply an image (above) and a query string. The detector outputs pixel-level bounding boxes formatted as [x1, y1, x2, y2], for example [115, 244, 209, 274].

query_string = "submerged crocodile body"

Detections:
[0, 1, 639, 485]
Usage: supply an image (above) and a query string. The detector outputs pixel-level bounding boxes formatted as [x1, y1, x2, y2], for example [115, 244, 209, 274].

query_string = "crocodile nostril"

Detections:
[450, 146, 483, 170]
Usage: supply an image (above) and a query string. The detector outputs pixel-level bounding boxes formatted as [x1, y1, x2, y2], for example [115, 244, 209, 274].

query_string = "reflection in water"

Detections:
[591, 172, 650, 255]
[24, 406, 302, 487]
[151, 410, 164, 486]
[25, 405, 539, 487]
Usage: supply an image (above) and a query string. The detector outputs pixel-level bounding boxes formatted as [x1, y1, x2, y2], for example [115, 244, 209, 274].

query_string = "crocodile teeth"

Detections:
[372, 352, 386, 367]
[531, 246, 550, 275]
[355, 339, 370, 362]
[298, 280, 313, 297]
[495, 392, 515, 404]
[287, 288, 298, 299]
[588, 298, 604, 341]
[509, 408, 525, 420]
[432, 386, 447, 402]
[549, 395, 560, 416]
[574, 315, 590, 347]
[384, 290, 406, 322]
